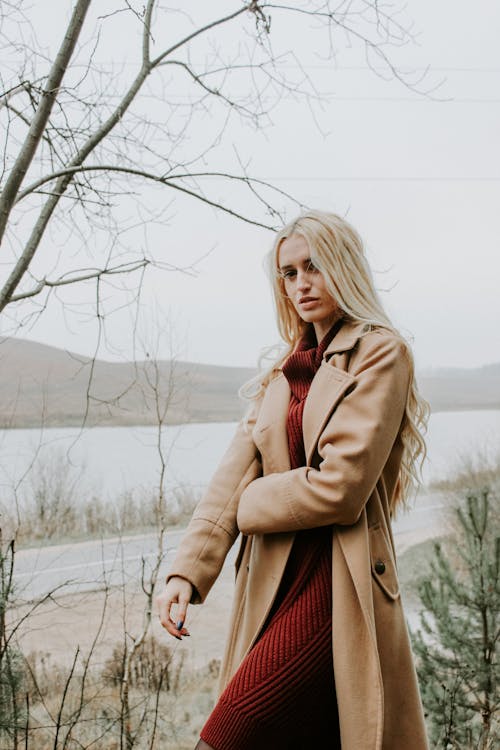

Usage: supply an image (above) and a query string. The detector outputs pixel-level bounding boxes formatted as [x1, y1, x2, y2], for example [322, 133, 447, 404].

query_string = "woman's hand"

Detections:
[156, 576, 193, 640]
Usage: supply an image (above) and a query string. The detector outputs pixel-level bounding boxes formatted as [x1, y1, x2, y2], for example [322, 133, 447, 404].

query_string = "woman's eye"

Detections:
[279, 262, 318, 280]
[306, 261, 319, 273]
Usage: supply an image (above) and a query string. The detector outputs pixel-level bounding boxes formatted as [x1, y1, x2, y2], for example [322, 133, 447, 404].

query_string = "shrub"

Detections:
[411, 488, 499, 749]
[101, 634, 184, 694]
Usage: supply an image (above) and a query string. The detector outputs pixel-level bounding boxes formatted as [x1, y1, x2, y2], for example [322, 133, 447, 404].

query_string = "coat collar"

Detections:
[302, 319, 370, 463]
[273, 319, 371, 371]
[323, 318, 372, 357]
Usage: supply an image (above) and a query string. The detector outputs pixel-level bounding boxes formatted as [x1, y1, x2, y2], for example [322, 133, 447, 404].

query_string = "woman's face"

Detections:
[278, 233, 341, 340]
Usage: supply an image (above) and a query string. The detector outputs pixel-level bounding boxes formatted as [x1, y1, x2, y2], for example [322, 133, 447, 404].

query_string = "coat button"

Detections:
[374, 560, 386, 574]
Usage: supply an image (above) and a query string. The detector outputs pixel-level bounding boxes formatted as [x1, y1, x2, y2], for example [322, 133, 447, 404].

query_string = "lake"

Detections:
[0, 410, 499, 504]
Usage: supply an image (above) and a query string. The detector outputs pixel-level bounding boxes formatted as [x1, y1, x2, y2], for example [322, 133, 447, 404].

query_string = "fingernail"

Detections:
[175, 634, 182, 641]
[176, 620, 184, 631]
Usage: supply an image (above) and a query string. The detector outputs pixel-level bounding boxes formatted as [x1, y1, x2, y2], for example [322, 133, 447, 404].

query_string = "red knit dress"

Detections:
[200, 322, 342, 750]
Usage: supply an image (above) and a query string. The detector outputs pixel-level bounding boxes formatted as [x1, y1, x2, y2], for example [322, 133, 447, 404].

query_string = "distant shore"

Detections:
[1, 402, 499, 431]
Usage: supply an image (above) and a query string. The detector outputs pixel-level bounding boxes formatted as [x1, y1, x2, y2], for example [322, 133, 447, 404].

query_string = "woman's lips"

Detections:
[298, 297, 319, 310]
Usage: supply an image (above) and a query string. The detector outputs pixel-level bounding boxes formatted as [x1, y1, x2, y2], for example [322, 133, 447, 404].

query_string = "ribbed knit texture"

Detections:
[200, 321, 343, 750]
[282, 318, 343, 468]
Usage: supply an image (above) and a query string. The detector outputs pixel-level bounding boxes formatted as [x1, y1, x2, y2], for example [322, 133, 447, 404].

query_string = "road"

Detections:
[12, 490, 448, 604]
[12, 529, 189, 602]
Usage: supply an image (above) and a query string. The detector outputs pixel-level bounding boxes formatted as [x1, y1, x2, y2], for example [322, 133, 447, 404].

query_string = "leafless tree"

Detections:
[0, 0, 437, 339]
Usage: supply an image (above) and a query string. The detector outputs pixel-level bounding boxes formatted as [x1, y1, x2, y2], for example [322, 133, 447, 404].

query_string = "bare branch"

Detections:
[8, 258, 152, 304]
[0, 0, 91, 243]
[7, 164, 293, 245]
[159, 59, 260, 119]
[149, 4, 249, 67]
[0, 80, 32, 108]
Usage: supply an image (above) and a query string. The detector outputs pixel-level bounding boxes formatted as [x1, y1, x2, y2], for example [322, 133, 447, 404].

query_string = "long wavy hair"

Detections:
[240, 209, 430, 511]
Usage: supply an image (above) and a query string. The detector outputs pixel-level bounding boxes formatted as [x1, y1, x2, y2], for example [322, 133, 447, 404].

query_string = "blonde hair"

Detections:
[241, 209, 430, 511]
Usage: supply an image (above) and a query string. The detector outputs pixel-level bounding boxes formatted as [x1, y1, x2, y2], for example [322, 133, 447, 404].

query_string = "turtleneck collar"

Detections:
[282, 318, 344, 402]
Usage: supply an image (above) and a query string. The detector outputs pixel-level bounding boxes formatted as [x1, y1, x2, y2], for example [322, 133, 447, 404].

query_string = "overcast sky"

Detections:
[3, 1, 500, 372]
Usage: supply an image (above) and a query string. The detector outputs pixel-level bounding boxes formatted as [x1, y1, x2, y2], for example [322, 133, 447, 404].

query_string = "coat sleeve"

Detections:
[237, 333, 411, 533]
[166, 398, 262, 603]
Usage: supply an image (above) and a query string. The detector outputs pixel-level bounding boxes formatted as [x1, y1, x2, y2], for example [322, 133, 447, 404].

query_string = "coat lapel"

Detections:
[302, 318, 368, 466]
[253, 371, 291, 472]
[256, 320, 369, 470]
[303, 364, 354, 466]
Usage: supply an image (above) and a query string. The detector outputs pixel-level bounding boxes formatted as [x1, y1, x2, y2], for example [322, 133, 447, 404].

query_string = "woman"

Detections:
[156, 210, 430, 749]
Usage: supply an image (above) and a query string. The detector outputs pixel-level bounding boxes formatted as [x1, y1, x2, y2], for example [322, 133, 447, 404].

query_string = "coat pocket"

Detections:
[369, 524, 400, 600]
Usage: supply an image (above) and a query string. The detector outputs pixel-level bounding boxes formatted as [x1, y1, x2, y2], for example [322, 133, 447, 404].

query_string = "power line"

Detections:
[281, 65, 500, 74]
[2, 61, 499, 75]
[76, 92, 500, 104]
[287, 96, 500, 103]
[261, 176, 500, 182]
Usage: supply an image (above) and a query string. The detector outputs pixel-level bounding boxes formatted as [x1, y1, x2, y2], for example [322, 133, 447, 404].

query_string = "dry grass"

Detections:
[17, 641, 220, 749]
[429, 446, 500, 496]
[0, 450, 200, 547]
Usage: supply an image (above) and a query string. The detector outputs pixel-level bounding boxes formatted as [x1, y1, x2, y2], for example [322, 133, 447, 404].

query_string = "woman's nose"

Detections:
[296, 270, 312, 290]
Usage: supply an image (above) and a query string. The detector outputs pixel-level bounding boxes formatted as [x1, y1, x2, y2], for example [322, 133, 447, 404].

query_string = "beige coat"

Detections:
[168, 319, 429, 750]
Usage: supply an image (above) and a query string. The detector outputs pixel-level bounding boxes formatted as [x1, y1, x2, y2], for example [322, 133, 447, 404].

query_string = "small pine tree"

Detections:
[411, 489, 499, 749]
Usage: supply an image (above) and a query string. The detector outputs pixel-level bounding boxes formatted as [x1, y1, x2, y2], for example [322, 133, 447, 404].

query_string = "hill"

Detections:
[418, 364, 500, 413]
[0, 337, 255, 428]
[0, 337, 499, 428]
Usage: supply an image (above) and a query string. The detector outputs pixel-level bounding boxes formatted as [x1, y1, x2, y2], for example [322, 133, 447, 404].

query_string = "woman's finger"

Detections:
[174, 593, 190, 634]
[156, 579, 192, 640]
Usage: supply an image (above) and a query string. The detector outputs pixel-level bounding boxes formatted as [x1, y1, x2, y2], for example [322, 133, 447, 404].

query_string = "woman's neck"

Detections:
[313, 311, 344, 343]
